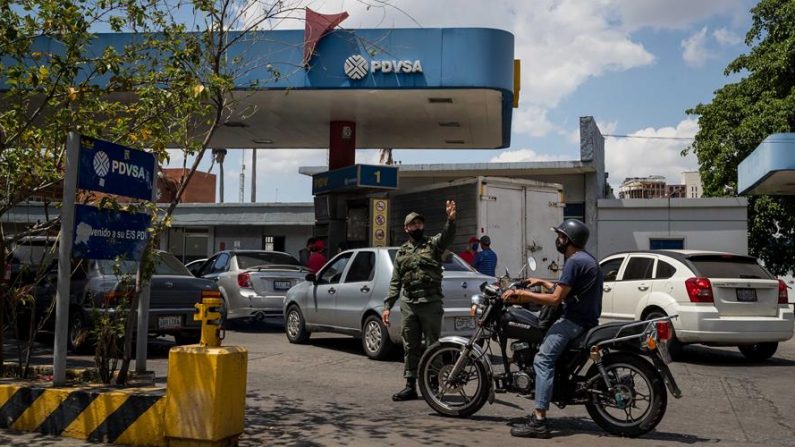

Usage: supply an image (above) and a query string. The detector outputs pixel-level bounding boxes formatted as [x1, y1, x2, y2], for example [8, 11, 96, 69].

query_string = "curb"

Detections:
[0, 382, 166, 446]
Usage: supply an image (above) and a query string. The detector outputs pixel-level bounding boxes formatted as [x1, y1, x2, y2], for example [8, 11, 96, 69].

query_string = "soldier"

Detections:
[382, 200, 457, 401]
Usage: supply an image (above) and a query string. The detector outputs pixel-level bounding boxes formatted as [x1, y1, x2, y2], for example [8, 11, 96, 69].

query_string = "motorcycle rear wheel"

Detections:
[418, 342, 491, 417]
[585, 353, 668, 438]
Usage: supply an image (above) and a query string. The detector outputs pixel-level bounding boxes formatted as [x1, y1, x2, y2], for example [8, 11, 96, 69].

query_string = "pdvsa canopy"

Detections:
[738, 133, 795, 195]
[10, 28, 516, 150]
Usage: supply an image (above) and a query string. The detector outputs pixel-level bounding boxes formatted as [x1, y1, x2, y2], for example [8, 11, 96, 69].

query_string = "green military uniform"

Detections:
[384, 214, 456, 379]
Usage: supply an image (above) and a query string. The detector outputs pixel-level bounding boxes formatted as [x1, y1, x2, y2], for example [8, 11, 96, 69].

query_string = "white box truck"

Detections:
[388, 177, 564, 279]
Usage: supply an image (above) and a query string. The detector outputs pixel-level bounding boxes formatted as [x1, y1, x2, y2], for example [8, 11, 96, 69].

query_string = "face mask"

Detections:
[471, 244, 479, 251]
[555, 237, 568, 254]
[409, 228, 424, 240]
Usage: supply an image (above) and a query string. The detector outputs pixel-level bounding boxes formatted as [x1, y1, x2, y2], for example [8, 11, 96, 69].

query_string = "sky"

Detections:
[164, 0, 758, 203]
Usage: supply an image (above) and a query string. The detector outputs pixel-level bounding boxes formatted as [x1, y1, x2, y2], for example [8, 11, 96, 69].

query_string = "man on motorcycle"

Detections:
[501, 219, 603, 438]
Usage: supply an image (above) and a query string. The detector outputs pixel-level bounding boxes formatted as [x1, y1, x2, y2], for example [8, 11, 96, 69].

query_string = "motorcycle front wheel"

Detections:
[585, 353, 668, 438]
[417, 342, 491, 417]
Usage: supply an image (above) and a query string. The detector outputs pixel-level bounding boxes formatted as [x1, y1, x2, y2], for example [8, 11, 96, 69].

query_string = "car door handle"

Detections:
[638, 285, 649, 291]
[603, 285, 612, 292]
[164, 281, 174, 288]
[328, 287, 336, 294]
[360, 286, 370, 293]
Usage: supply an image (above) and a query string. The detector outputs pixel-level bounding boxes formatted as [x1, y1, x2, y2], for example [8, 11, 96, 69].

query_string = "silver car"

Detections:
[283, 247, 495, 359]
[196, 250, 308, 323]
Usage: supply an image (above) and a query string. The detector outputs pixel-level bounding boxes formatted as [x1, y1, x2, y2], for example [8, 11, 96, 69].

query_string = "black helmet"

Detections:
[551, 219, 589, 248]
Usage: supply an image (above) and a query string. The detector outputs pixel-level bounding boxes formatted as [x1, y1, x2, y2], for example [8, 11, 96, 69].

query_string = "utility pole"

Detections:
[250, 148, 257, 202]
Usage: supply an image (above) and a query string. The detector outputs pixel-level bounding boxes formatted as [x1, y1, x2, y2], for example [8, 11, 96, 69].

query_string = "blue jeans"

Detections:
[533, 318, 585, 411]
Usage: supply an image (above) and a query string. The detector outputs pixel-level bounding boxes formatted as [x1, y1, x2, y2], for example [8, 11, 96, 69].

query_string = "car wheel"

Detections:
[645, 310, 683, 360]
[285, 305, 310, 344]
[738, 342, 778, 362]
[68, 311, 92, 354]
[174, 333, 201, 345]
[361, 314, 395, 360]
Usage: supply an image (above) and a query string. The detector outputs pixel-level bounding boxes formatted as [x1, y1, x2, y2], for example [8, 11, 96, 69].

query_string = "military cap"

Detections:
[404, 212, 425, 227]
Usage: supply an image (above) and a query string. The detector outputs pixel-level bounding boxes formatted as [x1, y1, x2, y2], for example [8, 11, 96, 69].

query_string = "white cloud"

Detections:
[490, 148, 570, 163]
[681, 26, 712, 67]
[713, 27, 743, 46]
[607, 0, 744, 31]
[255, 148, 327, 173]
[605, 119, 699, 189]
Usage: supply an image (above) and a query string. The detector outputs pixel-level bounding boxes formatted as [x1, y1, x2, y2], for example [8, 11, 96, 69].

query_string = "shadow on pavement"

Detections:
[242, 392, 480, 447]
[544, 416, 716, 443]
[307, 337, 403, 362]
[241, 392, 715, 446]
[226, 320, 285, 334]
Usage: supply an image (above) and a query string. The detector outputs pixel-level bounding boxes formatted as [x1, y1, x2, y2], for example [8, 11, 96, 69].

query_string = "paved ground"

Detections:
[3, 323, 795, 446]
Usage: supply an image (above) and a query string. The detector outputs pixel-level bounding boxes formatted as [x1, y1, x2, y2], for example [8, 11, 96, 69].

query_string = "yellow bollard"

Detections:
[194, 292, 223, 347]
[164, 290, 248, 446]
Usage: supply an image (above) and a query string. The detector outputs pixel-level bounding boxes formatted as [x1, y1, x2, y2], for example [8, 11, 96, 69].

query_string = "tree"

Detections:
[687, 0, 795, 275]
[2, 0, 403, 383]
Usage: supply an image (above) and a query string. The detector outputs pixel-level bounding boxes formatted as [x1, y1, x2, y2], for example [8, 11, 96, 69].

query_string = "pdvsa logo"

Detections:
[344, 55, 369, 80]
[92, 149, 151, 187]
[343, 54, 423, 80]
[93, 151, 111, 186]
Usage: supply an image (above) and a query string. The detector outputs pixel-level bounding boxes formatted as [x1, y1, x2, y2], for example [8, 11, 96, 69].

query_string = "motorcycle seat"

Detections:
[570, 321, 643, 350]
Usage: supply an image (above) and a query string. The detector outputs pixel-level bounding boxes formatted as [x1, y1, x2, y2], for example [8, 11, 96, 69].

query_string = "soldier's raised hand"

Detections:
[446, 200, 457, 221]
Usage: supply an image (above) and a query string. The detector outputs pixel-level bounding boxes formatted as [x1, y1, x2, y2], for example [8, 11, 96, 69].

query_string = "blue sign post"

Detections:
[54, 135, 158, 385]
[77, 136, 156, 201]
[72, 205, 152, 261]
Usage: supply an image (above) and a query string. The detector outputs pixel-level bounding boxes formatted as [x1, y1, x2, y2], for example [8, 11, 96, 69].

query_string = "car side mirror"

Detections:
[305, 273, 316, 283]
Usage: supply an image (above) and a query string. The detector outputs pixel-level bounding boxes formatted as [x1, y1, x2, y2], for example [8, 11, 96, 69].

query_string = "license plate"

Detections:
[158, 315, 182, 330]
[454, 317, 476, 331]
[736, 288, 757, 302]
[273, 280, 292, 291]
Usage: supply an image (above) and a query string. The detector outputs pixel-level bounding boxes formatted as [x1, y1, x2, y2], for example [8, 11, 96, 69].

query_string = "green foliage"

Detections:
[687, 0, 795, 275]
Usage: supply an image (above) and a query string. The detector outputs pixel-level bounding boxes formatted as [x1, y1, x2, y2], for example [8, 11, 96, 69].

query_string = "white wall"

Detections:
[597, 198, 748, 259]
[211, 225, 313, 258]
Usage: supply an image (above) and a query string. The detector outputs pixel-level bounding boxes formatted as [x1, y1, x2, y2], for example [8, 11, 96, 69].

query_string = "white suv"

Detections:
[599, 250, 794, 361]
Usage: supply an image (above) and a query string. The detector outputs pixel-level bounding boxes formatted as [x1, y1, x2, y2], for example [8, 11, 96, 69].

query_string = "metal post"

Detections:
[135, 164, 158, 373]
[250, 148, 257, 203]
[53, 132, 79, 386]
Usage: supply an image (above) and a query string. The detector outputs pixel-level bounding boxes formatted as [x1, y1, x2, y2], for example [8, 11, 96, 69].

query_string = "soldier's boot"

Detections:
[392, 378, 418, 401]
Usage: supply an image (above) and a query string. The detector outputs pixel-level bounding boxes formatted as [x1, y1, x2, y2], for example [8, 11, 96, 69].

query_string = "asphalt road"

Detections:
[4, 324, 795, 446]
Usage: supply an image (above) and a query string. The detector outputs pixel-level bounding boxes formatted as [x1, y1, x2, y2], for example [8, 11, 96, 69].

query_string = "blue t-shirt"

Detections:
[557, 251, 603, 329]
[474, 248, 497, 277]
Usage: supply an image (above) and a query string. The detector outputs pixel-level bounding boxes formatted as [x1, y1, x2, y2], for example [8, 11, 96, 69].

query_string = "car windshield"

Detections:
[236, 252, 301, 269]
[687, 255, 774, 279]
[387, 249, 475, 272]
[97, 253, 192, 276]
[10, 239, 57, 266]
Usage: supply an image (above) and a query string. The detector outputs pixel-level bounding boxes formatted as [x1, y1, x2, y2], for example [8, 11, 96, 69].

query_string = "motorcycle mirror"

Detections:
[527, 256, 537, 272]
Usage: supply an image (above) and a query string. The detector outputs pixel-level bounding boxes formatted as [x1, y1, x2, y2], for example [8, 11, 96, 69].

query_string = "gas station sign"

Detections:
[312, 164, 398, 195]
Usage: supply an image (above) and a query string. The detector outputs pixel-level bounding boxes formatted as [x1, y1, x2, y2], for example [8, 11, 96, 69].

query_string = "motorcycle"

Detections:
[417, 260, 682, 438]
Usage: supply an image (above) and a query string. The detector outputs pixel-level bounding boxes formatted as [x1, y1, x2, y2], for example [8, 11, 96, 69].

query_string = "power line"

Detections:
[604, 134, 695, 141]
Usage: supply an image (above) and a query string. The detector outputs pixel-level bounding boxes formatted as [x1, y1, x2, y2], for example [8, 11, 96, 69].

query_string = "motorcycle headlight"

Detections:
[470, 294, 485, 306]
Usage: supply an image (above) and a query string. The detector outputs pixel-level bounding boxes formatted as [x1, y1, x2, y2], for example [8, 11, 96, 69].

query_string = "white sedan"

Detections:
[599, 250, 794, 361]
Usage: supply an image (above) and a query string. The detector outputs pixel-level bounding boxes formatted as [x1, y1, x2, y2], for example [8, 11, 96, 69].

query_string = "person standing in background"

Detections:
[299, 237, 316, 267]
[474, 235, 497, 276]
[458, 236, 479, 266]
[307, 239, 327, 273]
